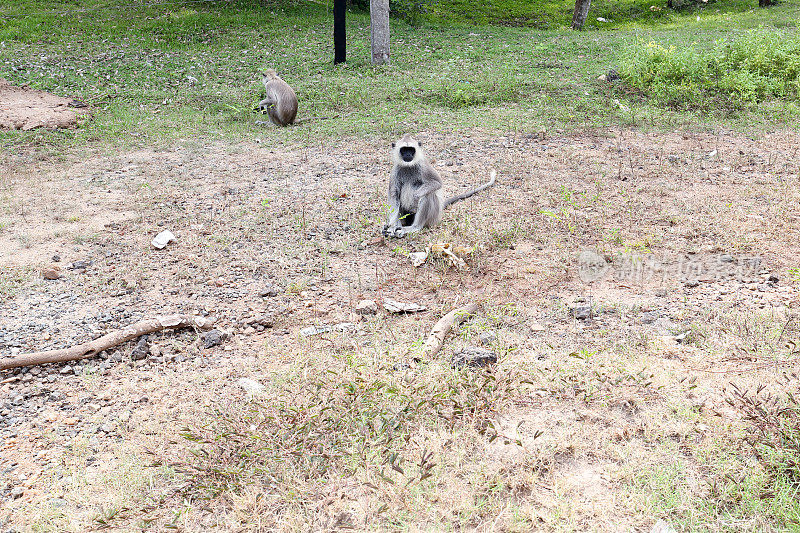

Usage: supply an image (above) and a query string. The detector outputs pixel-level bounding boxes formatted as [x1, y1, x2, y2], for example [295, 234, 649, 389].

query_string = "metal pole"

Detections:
[334, 0, 346, 64]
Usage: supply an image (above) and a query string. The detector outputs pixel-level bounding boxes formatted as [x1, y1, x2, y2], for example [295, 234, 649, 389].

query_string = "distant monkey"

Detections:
[255, 69, 298, 127]
[382, 134, 496, 238]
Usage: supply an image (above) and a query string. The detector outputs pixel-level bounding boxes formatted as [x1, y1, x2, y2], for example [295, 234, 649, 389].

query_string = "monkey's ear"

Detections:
[391, 143, 395, 148]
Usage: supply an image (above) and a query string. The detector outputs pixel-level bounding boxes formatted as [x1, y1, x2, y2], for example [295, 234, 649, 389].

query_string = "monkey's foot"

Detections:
[389, 227, 422, 238]
[382, 224, 401, 238]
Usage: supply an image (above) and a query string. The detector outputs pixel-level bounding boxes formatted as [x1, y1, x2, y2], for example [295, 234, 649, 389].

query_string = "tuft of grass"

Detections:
[619, 29, 800, 110]
[789, 267, 800, 285]
[178, 358, 529, 519]
[725, 380, 800, 486]
[0, 266, 35, 302]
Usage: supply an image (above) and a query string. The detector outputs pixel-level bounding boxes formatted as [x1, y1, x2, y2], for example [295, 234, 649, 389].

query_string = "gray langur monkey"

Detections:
[382, 134, 497, 238]
[255, 69, 298, 127]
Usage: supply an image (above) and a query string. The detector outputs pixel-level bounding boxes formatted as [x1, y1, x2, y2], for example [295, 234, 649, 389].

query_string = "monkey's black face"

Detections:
[399, 146, 416, 162]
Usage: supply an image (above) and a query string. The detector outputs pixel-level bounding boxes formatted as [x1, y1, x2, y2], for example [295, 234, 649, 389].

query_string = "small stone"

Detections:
[355, 300, 378, 315]
[300, 322, 355, 337]
[60, 365, 72, 375]
[10, 486, 24, 499]
[118, 410, 131, 423]
[383, 299, 426, 313]
[674, 331, 691, 344]
[640, 311, 660, 324]
[685, 279, 700, 288]
[52, 254, 61, 262]
[42, 266, 62, 280]
[451, 346, 497, 369]
[201, 329, 225, 349]
[68, 260, 93, 270]
[47, 391, 65, 403]
[99, 421, 115, 433]
[650, 519, 677, 533]
[250, 314, 274, 328]
[259, 284, 281, 297]
[478, 332, 496, 345]
[149, 345, 161, 358]
[237, 377, 266, 396]
[569, 305, 592, 320]
[151, 230, 177, 250]
[130, 335, 150, 361]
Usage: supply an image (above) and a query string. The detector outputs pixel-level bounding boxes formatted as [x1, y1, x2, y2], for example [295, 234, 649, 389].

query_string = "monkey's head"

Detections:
[261, 69, 279, 81]
[392, 134, 424, 167]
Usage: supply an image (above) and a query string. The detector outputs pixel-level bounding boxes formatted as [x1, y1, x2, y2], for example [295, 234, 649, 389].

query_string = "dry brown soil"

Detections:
[1, 128, 799, 531]
[0, 79, 89, 131]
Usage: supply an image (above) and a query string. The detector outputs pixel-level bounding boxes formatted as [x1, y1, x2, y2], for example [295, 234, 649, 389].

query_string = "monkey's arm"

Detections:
[414, 180, 442, 200]
[255, 95, 277, 112]
[414, 167, 443, 199]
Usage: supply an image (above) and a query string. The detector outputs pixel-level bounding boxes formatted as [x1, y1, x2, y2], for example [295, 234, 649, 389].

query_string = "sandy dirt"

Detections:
[0, 79, 90, 131]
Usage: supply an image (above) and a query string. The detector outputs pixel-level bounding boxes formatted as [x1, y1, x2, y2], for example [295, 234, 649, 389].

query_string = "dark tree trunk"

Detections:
[572, 0, 592, 29]
[334, 0, 346, 64]
[758, 0, 773, 7]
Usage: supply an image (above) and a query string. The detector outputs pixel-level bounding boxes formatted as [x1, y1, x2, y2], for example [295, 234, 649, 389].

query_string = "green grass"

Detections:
[407, 0, 798, 29]
[1, 0, 799, 153]
[619, 29, 800, 110]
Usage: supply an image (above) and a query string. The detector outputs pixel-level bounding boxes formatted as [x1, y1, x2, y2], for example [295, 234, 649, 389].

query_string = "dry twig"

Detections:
[0, 314, 216, 371]
[421, 303, 479, 358]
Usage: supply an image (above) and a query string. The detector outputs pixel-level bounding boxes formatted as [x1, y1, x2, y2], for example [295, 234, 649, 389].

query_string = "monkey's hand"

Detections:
[383, 223, 411, 238]
[387, 226, 419, 238]
[256, 98, 276, 113]
[382, 223, 399, 238]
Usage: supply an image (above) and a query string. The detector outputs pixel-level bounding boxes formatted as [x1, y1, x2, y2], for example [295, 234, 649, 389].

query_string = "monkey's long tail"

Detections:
[443, 169, 497, 208]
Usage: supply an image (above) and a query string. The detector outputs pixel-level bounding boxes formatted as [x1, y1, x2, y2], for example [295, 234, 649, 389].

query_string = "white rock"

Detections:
[409, 251, 429, 267]
[300, 322, 356, 337]
[383, 299, 427, 313]
[651, 519, 677, 533]
[151, 230, 177, 250]
[237, 378, 266, 396]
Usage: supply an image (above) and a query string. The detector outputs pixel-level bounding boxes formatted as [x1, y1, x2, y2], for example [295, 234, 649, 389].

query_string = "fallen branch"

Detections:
[421, 302, 479, 358]
[0, 315, 216, 371]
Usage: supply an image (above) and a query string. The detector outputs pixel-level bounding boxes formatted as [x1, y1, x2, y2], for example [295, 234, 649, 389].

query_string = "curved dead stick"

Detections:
[421, 302, 479, 358]
[0, 314, 216, 371]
